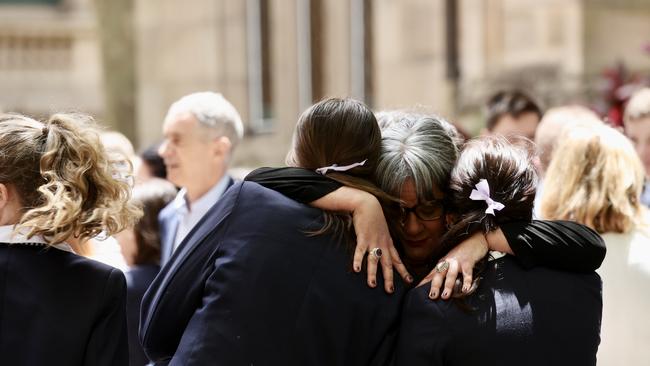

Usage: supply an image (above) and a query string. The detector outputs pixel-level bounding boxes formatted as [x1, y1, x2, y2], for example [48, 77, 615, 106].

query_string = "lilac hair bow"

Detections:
[469, 179, 505, 216]
[316, 159, 367, 175]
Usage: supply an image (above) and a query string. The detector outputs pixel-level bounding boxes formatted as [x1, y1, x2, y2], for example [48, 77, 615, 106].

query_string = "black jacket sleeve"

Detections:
[245, 167, 341, 203]
[501, 220, 606, 272]
[246, 167, 607, 272]
[84, 268, 129, 366]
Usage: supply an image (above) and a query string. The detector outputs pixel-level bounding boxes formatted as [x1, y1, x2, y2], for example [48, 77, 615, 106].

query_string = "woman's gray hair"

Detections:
[375, 111, 460, 201]
[166, 91, 244, 149]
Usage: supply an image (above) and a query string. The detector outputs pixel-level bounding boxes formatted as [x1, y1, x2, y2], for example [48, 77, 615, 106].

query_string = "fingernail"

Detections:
[462, 285, 469, 293]
[370, 279, 376, 287]
[442, 291, 448, 298]
[430, 290, 437, 299]
[354, 265, 360, 272]
[389, 285, 394, 293]
[406, 275, 413, 283]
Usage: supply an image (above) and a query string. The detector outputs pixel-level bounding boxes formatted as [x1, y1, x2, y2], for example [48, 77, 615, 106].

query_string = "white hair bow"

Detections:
[469, 179, 505, 216]
[316, 159, 367, 175]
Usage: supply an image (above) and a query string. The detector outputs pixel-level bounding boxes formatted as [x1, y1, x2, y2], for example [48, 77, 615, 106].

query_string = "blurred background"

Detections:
[0, 0, 649, 167]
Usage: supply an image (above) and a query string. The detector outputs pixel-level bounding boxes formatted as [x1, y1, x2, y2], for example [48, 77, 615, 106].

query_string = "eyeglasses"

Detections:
[400, 199, 445, 223]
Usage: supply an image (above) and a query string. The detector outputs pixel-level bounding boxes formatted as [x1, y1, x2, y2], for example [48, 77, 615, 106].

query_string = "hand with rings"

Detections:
[308, 186, 412, 293]
[434, 260, 449, 273]
[418, 231, 489, 300]
[346, 190, 412, 294]
[369, 247, 383, 260]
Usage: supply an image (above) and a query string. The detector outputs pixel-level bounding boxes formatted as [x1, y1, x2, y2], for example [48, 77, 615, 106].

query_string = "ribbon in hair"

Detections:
[469, 179, 505, 216]
[316, 159, 367, 175]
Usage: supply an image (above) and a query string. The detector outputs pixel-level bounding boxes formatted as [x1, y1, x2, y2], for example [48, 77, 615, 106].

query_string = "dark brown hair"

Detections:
[485, 90, 543, 131]
[287, 97, 398, 245]
[131, 178, 177, 265]
[140, 142, 168, 179]
[440, 135, 538, 297]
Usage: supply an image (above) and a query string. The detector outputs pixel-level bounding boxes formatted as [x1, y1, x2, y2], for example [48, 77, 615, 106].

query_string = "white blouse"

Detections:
[0, 225, 74, 253]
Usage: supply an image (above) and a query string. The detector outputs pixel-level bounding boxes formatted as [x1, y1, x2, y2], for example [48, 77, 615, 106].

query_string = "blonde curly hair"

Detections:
[541, 124, 644, 234]
[0, 113, 142, 245]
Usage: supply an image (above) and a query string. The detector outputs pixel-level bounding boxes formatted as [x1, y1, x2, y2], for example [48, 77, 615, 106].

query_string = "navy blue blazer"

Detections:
[125, 264, 160, 366]
[140, 181, 406, 366]
[394, 255, 602, 366]
[0, 243, 128, 366]
[158, 177, 233, 265]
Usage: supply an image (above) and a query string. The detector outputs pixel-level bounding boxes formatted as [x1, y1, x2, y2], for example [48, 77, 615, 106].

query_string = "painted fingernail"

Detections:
[430, 290, 437, 299]
[370, 279, 376, 287]
[354, 265, 361, 272]
[442, 291, 448, 298]
[406, 275, 413, 283]
[389, 285, 394, 293]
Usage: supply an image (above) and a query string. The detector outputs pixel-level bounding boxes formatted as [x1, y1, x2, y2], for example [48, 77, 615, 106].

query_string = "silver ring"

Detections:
[435, 260, 449, 273]
[369, 247, 383, 259]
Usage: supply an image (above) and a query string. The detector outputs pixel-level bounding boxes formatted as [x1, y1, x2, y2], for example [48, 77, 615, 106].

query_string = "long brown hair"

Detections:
[441, 135, 537, 297]
[287, 97, 398, 245]
[131, 178, 177, 265]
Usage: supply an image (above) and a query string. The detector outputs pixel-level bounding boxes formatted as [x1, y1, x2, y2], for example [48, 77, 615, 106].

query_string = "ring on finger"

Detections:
[369, 247, 383, 260]
[435, 260, 449, 273]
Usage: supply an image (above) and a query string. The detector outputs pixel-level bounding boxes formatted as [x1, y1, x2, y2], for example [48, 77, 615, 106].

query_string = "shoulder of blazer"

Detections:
[140, 181, 246, 346]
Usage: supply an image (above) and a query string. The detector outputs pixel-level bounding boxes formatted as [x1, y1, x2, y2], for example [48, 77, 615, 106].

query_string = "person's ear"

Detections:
[0, 183, 19, 226]
[212, 136, 232, 157]
[0, 183, 11, 211]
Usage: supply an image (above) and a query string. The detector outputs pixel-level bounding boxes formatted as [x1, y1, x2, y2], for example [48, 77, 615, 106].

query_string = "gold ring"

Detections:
[369, 247, 383, 259]
[435, 260, 449, 273]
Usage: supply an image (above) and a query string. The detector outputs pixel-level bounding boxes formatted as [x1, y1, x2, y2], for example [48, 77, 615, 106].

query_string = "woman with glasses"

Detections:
[394, 136, 602, 365]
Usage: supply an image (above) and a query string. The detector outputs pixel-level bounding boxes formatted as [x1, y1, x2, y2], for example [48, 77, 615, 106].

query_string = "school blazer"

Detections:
[0, 243, 128, 366]
[140, 181, 406, 366]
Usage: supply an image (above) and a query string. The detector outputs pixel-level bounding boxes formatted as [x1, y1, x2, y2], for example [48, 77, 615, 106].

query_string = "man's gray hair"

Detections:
[376, 111, 460, 201]
[166, 91, 244, 149]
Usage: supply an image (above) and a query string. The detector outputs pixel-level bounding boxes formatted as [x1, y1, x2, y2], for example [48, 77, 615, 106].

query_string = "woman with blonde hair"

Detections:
[541, 124, 650, 365]
[0, 113, 141, 365]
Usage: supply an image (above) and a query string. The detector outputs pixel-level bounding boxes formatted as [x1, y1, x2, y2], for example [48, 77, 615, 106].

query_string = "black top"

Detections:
[0, 243, 128, 366]
[245, 167, 606, 272]
[394, 255, 602, 365]
[140, 182, 404, 366]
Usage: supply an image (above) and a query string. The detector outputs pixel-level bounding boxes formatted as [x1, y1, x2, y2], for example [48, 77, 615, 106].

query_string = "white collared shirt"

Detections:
[0, 225, 74, 253]
[172, 176, 231, 251]
[641, 180, 650, 207]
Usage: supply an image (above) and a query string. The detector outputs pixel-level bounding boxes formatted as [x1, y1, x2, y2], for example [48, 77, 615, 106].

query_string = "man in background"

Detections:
[158, 92, 244, 264]
[483, 89, 543, 140]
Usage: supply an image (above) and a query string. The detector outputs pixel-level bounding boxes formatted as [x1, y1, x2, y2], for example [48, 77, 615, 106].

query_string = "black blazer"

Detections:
[140, 181, 405, 366]
[394, 255, 602, 366]
[0, 243, 128, 366]
[125, 264, 160, 366]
